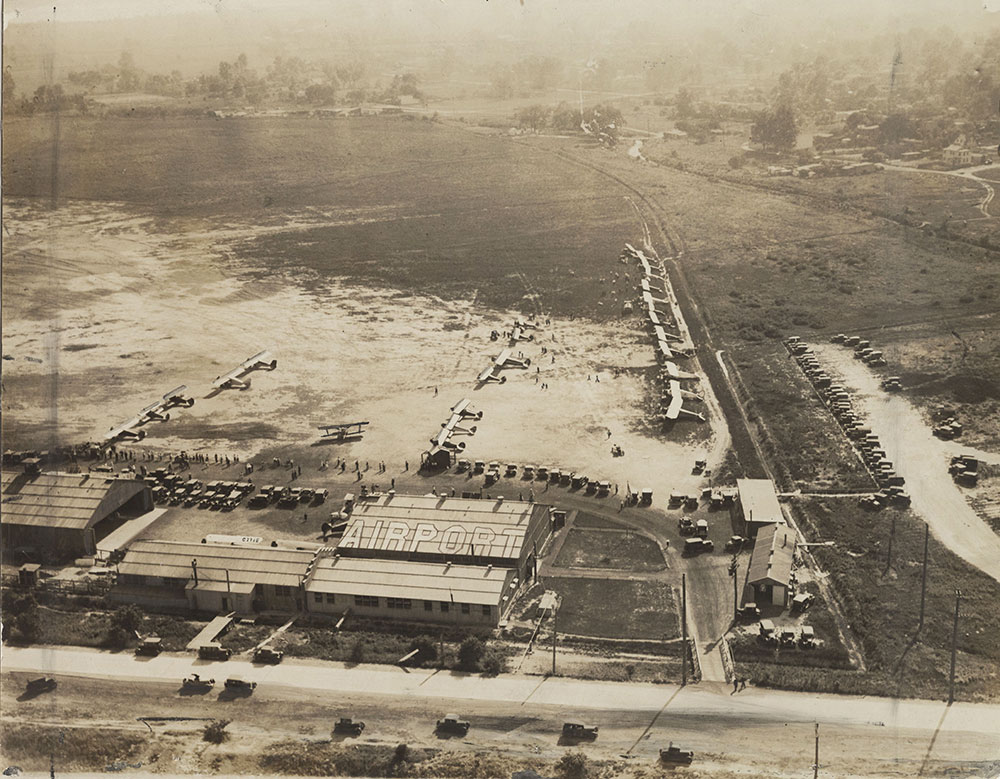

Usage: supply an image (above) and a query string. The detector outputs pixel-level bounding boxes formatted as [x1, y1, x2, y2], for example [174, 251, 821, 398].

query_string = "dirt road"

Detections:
[814, 343, 1000, 582]
[4, 645, 998, 777]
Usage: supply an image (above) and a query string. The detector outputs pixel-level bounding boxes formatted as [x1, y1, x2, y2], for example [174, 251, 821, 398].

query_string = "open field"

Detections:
[539, 577, 679, 641]
[552, 527, 666, 571]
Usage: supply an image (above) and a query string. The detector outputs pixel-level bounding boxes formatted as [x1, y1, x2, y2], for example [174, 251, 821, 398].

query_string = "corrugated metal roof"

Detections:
[737, 479, 786, 526]
[1, 471, 146, 531]
[747, 523, 796, 586]
[337, 494, 543, 560]
[307, 556, 511, 605]
[118, 540, 316, 588]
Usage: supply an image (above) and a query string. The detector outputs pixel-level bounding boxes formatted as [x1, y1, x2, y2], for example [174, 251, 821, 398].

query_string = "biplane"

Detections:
[663, 380, 706, 422]
[161, 385, 195, 408]
[318, 421, 369, 443]
[212, 351, 277, 391]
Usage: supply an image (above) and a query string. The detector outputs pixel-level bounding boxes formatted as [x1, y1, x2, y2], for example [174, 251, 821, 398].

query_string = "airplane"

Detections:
[103, 415, 147, 443]
[476, 364, 507, 385]
[513, 318, 540, 330]
[494, 348, 531, 370]
[510, 326, 534, 343]
[441, 419, 477, 436]
[451, 398, 483, 421]
[663, 380, 706, 422]
[136, 400, 171, 424]
[161, 385, 195, 408]
[318, 421, 369, 443]
[658, 340, 690, 361]
[662, 361, 700, 382]
[212, 351, 278, 391]
[439, 437, 467, 452]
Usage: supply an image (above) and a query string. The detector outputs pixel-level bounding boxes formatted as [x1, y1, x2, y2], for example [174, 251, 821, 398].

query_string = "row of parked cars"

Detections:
[135, 636, 283, 664]
[758, 619, 817, 649]
[456, 460, 634, 501]
[248, 485, 329, 508]
[829, 333, 888, 367]
[785, 337, 909, 508]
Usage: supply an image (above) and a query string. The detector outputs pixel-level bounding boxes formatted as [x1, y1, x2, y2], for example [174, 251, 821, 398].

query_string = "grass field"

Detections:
[0, 725, 147, 773]
[3, 115, 636, 318]
[553, 528, 665, 570]
[14, 605, 202, 652]
[541, 577, 678, 640]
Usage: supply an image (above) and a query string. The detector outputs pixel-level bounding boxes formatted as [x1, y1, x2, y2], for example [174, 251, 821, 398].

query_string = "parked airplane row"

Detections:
[104, 351, 277, 444]
[427, 398, 483, 459]
[622, 245, 705, 423]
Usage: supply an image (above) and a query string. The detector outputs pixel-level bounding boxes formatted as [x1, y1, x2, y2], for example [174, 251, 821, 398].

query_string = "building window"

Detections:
[387, 597, 412, 610]
[482, 605, 491, 617]
[313, 592, 323, 603]
[461, 603, 470, 615]
[440, 601, 450, 613]
[326, 593, 336, 604]
[354, 594, 379, 608]
[274, 585, 291, 597]
[424, 600, 434, 612]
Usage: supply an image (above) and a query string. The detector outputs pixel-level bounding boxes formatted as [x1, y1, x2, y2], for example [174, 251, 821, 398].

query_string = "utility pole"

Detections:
[551, 606, 557, 676]
[681, 573, 687, 686]
[732, 559, 739, 620]
[918, 523, 929, 633]
[813, 722, 820, 779]
[948, 589, 961, 704]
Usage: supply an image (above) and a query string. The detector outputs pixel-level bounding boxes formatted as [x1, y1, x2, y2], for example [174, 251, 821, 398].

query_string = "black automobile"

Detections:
[333, 717, 365, 736]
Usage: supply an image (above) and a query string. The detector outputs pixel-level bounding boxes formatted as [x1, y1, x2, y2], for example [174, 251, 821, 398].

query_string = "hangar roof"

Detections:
[1, 471, 147, 531]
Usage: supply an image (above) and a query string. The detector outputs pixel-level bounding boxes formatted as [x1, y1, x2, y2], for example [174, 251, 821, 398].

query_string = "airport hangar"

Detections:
[1, 470, 152, 558]
[112, 494, 553, 627]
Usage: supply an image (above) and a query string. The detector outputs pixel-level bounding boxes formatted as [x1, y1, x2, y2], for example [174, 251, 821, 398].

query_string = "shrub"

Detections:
[407, 635, 437, 665]
[480, 648, 506, 676]
[457, 636, 485, 670]
[349, 639, 366, 664]
[110, 604, 144, 635]
[106, 626, 130, 649]
[556, 751, 589, 779]
[203, 720, 230, 744]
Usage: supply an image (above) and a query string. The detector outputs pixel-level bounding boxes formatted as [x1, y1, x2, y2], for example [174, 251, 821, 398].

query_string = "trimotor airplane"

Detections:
[161, 385, 195, 409]
[212, 350, 278, 391]
[318, 421, 369, 443]
[663, 380, 706, 422]
[451, 398, 483, 421]
[103, 415, 147, 443]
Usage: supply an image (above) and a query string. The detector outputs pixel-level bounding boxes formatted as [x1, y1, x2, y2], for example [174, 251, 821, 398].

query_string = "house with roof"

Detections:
[746, 523, 797, 607]
[1, 470, 151, 558]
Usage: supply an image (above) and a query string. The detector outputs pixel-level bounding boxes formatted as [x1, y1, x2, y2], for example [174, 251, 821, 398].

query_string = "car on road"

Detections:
[660, 743, 694, 764]
[333, 717, 365, 736]
[224, 676, 256, 692]
[562, 721, 599, 741]
[25, 676, 57, 694]
[436, 714, 470, 735]
[254, 647, 284, 664]
[182, 674, 215, 691]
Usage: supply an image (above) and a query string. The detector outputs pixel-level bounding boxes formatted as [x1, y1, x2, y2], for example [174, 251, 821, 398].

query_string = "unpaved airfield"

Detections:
[1, 196, 716, 499]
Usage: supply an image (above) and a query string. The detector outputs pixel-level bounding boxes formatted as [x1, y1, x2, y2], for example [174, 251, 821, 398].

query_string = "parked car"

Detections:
[660, 744, 694, 765]
[135, 637, 163, 656]
[224, 676, 256, 692]
[181, 674, 215, 691]
[562, 721, 599, 741]
[799, 626, 817, 648]
[333, 717, 365, 736]
[254, 647, 284, 664]
[436, 714, 470, 735]
[779, 627, 798, 647]
[737, 602, 760, 620]
[791, 593, 815, 612]
[25, 676, 57, 694]
[198, 642, 232, 661]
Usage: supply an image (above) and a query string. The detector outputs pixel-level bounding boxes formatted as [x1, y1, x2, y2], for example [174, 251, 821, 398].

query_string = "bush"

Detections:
[556, 751, 590, 779]
[110, 604, 144, 635]
[349, 639, 367, 664]
[203, 719, 230, 744]
[457, 635, 484, 670]
[480, 647, 506, 676]
[106, 626, 130, 649]
[407, 635, 437, 665]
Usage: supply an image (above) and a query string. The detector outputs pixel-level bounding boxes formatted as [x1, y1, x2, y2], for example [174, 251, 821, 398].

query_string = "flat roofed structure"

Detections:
[746, 523, 797, 607]
[1, 470, 151, 556]
[306, 556, 516, 626]
[336, 494, 551, 578]
[736, 478, 786, 533]
[115, 539, 316, 614]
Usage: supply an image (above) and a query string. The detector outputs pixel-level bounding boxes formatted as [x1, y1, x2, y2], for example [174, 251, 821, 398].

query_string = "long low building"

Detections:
[306, 556, 517, 627]
[336, 494, 552, 581]
[735, 478, 787, 534]
[114, 539, 318, 614]
[1, 470, 152, 557]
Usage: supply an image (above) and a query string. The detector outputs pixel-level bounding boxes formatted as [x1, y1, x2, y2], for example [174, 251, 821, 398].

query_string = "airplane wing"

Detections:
[432, 428, 451, 447]
[665, 382, 683, 420]
[511, 327, 523, 341]
[495, 348, 512, 366]
[641, 278, 650, 292]
[654, 325, 667, 343]
[212, 368, 245, 389]
[477, 364, 497, 383]
[452, 398, 471, 415]
[663, 361, 700, 381]
[104, 414, 143, 441]
[243, 350, 273, 369]
[163, 385, 188, 400]
[139, 401, 164, 416]
[648, 310, 661, 327]
[443, 413, 463, 430]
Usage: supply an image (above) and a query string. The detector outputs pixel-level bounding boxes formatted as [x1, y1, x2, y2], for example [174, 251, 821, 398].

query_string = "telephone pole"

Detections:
[918, 523, 929, 632]
[731, 558, 739, 620]
[948, 589, 961, 704]
[813, 722, 820, 779]
[681, 573, 688, 686]
[551, 606, 558, 676]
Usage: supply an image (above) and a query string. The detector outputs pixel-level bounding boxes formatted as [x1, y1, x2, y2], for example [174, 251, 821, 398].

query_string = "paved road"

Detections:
[814, 343, 1000, 582]
[6, 644, 999, 739]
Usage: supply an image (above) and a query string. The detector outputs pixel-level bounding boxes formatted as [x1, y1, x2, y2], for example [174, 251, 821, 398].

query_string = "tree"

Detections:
[480, 647, 506, 676]
[551, 101, 580, 131]
[515, 104, 550, 132]
[110, 604, 144, 635]
[675, 87, 696, 119]
[750, 104, 797, 152]
[407, 636, 437, 665]
[457, 635, 485, 670]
